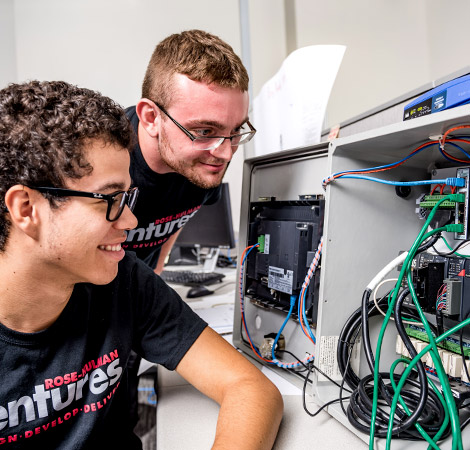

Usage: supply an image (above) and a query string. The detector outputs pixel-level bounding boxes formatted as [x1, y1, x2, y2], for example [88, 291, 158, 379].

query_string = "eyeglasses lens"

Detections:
[193, 137, 223, 151]
[108, 192, 126, 221]
[192, 133, 254, 151]
[128, 189, 138, 211]
[109, 190, 138, 221]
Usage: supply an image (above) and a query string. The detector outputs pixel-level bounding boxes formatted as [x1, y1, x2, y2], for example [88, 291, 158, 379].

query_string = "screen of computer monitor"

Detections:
[169, 183, 235, 269]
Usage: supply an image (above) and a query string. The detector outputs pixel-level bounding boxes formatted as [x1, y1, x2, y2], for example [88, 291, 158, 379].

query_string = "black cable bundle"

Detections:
[337, 289, 450, 440]
[347, 372, 448, 439]
[336, 233, 454, 440]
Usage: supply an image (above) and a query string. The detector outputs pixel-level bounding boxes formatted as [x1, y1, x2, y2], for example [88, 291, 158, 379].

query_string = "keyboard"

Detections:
[160, 270, 225, 286]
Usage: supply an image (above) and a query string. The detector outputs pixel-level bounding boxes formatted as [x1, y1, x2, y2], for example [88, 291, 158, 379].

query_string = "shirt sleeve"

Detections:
[125, 255, 208, 370]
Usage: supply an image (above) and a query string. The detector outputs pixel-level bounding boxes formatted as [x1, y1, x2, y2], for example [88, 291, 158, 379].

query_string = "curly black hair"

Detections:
[0, 80, 134, 251]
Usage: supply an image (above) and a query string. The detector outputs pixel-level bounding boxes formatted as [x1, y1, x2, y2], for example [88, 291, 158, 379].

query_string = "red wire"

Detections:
[442, 126, 470, 145]
[298, 241, 323, 346]
[330, 131, 470, 183]
[333, 141, 439, 181]
[440, 129, 470, 163]
[239, 245, 275, 364]
[298, 287, 311, 342]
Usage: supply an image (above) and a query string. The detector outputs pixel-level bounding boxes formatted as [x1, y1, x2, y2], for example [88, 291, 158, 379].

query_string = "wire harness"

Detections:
[337, 194, 470, 449]
[239, 238, 322, 369]
[322, 125, 470, 190]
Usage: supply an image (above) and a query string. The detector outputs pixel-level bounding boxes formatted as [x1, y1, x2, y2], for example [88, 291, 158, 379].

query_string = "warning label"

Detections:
[318, 335, 361, 381]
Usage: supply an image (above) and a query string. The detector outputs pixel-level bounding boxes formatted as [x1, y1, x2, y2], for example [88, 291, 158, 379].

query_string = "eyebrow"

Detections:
[185, 117, 250, 132]
[93, 181, 128, 193]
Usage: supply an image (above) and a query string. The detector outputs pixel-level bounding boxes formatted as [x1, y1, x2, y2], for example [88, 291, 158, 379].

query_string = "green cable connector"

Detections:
[448, 193, 466, 203]
[445, 223, 464, 233]
[257, 235, 265, 253]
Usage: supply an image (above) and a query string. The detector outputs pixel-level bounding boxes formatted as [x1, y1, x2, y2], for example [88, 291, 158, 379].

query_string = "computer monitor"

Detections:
[169, 183, 236, 271]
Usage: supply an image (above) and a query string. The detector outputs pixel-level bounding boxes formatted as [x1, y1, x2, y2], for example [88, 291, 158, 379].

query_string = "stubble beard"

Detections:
[158, 128, 227, 189]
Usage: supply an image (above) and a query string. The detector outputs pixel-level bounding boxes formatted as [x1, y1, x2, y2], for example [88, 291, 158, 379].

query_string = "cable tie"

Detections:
[343, 340, 356, 350]
[439, 136, 445, 152]
[322, 175, 335, 190]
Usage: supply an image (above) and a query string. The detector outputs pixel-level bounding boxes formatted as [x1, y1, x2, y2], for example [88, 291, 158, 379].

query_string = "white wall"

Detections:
[247, 0, 470, 129]
[12, 0, 241, 107]
[426, 0, 470, 81]
[246, 0, 287, 99]
[294, 0, 431, 127]
[0, 0, 17, 87]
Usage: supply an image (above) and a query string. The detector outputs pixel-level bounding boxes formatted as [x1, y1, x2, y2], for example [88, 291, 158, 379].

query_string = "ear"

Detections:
[4, 185, 42, 240]
[136, 99, 161, 138]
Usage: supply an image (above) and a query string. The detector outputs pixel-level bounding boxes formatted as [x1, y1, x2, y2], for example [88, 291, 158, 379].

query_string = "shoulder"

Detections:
[125, 105, 137, 120]
[125, 105, 140, 139]
[116, 251, 158, 283]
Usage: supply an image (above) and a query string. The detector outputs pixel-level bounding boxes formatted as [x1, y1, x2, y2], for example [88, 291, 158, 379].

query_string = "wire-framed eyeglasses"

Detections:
[154, 101, 256, 151]
[28, 186, 139, 222]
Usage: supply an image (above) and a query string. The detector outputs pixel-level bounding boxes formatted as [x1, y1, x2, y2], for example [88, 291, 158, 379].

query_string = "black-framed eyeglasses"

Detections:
[28, 186, 139, 222]
[154, 101, 256, 151]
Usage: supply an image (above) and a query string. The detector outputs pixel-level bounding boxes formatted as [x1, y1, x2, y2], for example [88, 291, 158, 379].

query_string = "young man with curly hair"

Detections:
[0, 80, 282, 449]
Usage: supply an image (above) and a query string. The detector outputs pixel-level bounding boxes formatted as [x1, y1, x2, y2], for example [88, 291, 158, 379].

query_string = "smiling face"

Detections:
[155, 74, 249, 189]
[38, 140, 138, 286]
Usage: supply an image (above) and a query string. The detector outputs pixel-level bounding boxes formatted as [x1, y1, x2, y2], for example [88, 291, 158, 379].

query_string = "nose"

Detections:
[209, 138, 234, 162]
[116, 204, 138, 231]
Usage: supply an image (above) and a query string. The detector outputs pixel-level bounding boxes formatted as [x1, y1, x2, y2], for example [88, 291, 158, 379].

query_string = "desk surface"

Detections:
[156, 356, 368, 449]
[156, 383, 368, 450]
[156, 265, 368, 449]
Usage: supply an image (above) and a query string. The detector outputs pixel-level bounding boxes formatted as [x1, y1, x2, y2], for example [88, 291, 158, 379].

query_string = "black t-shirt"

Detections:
[124, 107, 221, 268]
[0, 253, 207, 448]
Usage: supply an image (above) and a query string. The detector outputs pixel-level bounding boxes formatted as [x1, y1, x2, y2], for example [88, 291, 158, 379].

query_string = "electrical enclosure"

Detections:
[245, 199, 324, 324]
[233, 104, 470, 449]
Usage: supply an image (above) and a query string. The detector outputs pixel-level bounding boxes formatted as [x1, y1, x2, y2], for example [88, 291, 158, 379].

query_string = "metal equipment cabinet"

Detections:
[233, 104, 470, 449]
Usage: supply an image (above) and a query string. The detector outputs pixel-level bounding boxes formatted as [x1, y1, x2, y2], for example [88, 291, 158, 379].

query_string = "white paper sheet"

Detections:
[252, 45, 346, 156]
[192, 301, 234, 335]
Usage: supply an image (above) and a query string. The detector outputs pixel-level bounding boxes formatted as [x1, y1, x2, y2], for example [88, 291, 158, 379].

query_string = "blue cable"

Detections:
[336, 176, 465, 187]
[301, 241, 323, 344]
[331, 141, 470, 178]
[271, 295, 296, 362]
[226, 248, 235, 266]
[242, 244, 315, 369]
[323, 140, 470, 187]
[226, 239, 239, 266]
[137, 387, 157, 405]
[443, 141, 470, 160]
[271, 295, 314, 369]
[301, 288, 316, 344]
[297, 293, 310, 339]
[241, 244, 256, 265]
[326, 142, 436, 180]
